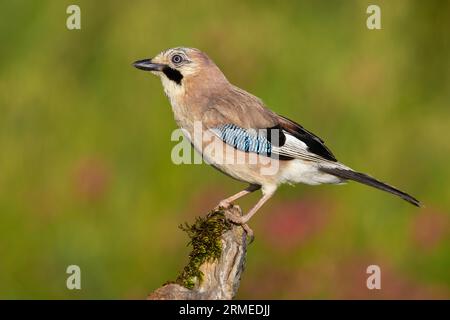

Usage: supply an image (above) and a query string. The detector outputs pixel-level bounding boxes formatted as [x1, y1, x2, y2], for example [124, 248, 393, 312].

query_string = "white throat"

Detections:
[160, 75, 185, 107]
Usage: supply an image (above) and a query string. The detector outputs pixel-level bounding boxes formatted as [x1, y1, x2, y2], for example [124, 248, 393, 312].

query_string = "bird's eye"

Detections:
[171, 54, 183, 64]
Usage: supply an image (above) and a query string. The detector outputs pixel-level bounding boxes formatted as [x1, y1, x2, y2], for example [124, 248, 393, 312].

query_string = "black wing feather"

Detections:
[277, 114, 338, 162]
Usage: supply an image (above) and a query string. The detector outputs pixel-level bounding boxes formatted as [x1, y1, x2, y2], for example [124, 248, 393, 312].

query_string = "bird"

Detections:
[133, 47, 421, 234]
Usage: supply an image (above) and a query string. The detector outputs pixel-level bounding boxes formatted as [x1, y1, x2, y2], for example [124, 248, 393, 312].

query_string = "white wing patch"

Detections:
[272, 131, 332, 162]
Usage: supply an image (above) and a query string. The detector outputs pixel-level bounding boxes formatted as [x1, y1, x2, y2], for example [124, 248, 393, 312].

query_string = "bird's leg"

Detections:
[216, 184, 261, 209]
[223, 190, 275, 244]
[224, 190, 275, 225]
[215, 185, 260, 244]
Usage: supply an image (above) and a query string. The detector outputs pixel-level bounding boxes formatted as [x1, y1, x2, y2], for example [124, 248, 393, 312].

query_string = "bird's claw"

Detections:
[218, 200, 233, 210]
[224, 209, 254, 244]
[224, 209, 244, 224]
[242, 224, 254, 244]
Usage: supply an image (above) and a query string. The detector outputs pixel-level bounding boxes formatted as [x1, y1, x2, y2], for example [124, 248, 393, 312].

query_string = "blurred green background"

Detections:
[0, 0, 449, 299]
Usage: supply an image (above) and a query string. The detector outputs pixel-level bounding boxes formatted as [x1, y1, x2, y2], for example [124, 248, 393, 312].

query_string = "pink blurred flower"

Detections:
[261, 196, 334, 251]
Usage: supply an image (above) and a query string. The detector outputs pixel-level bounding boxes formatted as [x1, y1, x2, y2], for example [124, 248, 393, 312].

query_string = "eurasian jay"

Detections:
[133, 47, 420, 233]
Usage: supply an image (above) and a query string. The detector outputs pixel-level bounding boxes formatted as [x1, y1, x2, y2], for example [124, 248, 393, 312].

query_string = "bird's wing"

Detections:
[275, 114, 337, 162]
[202, 100, 338, 163]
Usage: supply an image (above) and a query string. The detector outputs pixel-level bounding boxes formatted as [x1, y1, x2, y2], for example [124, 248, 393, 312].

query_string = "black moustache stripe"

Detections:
[162, 66, 183, 85]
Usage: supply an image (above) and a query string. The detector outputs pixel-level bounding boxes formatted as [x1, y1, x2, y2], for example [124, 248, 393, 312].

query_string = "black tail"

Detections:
[320, 167, 421, 207]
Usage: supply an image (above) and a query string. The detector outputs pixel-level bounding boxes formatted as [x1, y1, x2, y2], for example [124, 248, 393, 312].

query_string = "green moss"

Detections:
[175, 210, 232, 289]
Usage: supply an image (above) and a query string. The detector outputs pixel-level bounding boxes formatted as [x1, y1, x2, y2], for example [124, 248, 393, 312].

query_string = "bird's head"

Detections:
[133, 47, 228, 101]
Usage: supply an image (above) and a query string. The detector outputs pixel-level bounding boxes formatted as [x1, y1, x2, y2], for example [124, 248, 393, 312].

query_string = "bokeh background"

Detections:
[0, 0, 449, 299]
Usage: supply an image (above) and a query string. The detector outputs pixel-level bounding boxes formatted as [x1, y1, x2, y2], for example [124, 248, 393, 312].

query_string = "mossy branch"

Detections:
[175, 210, 232, 289]
[147, 205, 248, 300]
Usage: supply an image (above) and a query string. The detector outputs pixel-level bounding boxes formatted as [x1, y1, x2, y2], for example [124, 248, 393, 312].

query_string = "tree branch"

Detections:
[148, 205, 248, 300]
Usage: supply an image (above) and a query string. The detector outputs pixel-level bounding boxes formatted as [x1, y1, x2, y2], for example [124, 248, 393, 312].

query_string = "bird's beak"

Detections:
[132, 59, 165, 72]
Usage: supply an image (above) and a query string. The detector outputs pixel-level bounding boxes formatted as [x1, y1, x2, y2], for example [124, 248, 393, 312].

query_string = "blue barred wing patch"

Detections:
[214, 124, 272, 156]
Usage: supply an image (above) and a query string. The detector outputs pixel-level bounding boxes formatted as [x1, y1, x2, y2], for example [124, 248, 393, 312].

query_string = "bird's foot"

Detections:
[224, 207, 254, 244]
[214, 199, 233, 211]
[224, 209, 245, 224]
